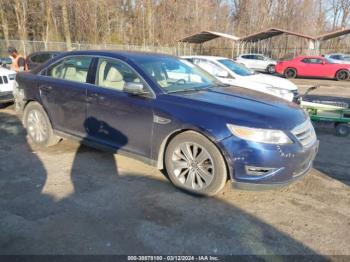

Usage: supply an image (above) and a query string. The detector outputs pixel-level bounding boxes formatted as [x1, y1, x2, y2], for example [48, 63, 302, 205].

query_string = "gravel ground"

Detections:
[0, 104, 349, 257]
[0, 79, 349, 256]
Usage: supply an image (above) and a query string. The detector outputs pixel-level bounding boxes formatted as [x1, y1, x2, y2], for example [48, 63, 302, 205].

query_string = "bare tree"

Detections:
[61, 0, 72, 50]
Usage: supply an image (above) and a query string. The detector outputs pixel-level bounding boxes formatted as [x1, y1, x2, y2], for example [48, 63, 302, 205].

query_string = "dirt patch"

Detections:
[0, 105, 349, 256]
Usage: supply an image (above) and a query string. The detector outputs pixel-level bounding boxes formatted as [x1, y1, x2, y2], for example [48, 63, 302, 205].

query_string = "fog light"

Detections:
[245, 166, 276, 176]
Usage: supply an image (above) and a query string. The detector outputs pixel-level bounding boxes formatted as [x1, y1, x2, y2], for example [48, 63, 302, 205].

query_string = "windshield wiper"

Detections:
[217, 83, 230, 87]
[167, 88, 198, 94]
[167, 85, 214, 94]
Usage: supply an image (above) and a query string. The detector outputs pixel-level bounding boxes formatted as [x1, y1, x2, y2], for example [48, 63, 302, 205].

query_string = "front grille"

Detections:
[291, 119, 316, 147]
[292, 90, 299, 96]
[292, 90, 301, 104]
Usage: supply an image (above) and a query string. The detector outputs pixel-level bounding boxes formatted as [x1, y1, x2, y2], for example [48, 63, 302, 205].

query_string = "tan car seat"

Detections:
[100, 62, 125, 91]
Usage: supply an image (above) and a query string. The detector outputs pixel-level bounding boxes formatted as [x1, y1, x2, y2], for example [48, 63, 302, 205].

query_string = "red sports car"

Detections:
[275, 56, 350, 81]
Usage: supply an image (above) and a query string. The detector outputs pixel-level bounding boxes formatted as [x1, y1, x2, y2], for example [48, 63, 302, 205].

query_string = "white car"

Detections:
[0, 67, 16, 104]
[182, 55, 299, 102]
[235, 53, 277, 73]
[324, 54, 350, 65]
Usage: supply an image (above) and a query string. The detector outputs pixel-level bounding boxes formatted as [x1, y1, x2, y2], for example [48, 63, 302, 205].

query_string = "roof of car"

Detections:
[65, 50, 176, 60]
[28, 51, 62, 56]
[0, 67, 15, 74]
[239, 53, 265, 56]
[296, 56, 324, 59]
[325, 53, 343, 55]
[182, 55, 229, 61]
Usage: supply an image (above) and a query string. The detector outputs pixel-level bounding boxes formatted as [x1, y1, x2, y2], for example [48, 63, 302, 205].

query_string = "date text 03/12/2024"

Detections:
[127, 256, 219, 261]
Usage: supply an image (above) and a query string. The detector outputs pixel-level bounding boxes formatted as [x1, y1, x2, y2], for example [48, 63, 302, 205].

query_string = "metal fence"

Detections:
[1, 39, 349, 60]
[0, 39, 194, 57]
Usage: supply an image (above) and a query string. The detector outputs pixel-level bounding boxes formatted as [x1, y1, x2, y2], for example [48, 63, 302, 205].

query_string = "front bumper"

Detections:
[219, 136, 319, 190]
[0, 91, 14, 103]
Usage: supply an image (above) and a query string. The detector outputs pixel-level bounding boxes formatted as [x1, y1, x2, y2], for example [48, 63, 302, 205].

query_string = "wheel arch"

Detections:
[22, 100, 52, 128]
[156, 128, 232, 181]
[335, 68, 349, 78]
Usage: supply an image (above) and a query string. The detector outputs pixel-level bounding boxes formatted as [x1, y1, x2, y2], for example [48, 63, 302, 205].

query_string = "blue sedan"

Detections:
[15, 51, 318, 196]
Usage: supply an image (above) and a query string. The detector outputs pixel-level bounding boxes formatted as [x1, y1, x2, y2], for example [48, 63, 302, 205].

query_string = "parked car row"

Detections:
[232, 52, 350, 81]
[275, 56, 350, 81]
[12, 50, 319, 196]
[183, 55, 298, 102]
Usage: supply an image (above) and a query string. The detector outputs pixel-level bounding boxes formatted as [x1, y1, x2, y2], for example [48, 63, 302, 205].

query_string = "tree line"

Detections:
[0, 0, 350, 50]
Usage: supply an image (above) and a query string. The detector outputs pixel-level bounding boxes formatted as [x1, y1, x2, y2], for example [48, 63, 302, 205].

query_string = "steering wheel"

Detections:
[175, 79, 186, 85]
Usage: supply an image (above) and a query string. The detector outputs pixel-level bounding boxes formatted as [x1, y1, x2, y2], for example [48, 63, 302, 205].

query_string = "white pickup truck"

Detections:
[0, 67, 16, 104]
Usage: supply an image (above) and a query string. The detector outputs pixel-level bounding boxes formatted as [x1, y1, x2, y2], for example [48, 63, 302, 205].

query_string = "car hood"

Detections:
[243, 73, 298, 91]
[0, 67, 15, 75]
[164, 86, 307, 130]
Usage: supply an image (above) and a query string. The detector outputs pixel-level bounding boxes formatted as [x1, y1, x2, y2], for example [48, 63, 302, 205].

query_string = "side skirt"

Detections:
[54, 130, 158, 168]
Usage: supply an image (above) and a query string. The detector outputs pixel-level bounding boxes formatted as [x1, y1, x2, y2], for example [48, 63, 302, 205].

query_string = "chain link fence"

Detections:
[1, 39, 348, 60]
[0, 39, 194, 57]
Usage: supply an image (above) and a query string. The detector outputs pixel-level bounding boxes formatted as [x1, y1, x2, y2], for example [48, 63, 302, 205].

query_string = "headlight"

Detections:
[8, 74, 16, 80]
[227, 124, 293, 144]
[266, 86, 291, 98]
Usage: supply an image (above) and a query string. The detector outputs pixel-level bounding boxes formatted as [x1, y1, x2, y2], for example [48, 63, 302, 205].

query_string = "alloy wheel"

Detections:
[171, 142, 215, 190]
[27, 109, 48, 143]
[337, 70, 348, 80]
[286, 69, 296, 78]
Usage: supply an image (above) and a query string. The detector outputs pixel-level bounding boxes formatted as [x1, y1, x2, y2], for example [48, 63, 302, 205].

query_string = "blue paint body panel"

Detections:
[16, 50, 318, 189]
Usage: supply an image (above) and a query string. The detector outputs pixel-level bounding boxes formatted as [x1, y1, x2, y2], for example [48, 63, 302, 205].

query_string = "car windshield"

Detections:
[131, 56, 221, 93]
[218, 59, 254, 76]
[325, 58, 336, 64]
[342, 56, 350, 61]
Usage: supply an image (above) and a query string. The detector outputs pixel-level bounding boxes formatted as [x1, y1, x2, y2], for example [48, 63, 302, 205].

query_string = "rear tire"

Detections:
[335, 70, 349, 81]
[23, 102, 60, 147]
[164, 131, 227, 196]
[284, 68, 297, 79]
[266, 64, 275, 74]
[335, 123, 350, 137]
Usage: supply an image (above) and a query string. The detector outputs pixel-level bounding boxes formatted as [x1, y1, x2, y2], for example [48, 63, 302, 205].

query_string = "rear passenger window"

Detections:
[47, 56, 92, 83]
[95, 58, 143, 91]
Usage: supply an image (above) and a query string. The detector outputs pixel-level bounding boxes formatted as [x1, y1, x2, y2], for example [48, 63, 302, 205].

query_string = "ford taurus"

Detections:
[14, 51, 319, 196]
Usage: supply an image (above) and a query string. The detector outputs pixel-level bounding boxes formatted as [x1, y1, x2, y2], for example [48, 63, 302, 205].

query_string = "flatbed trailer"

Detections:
[300, 87, 350, 136]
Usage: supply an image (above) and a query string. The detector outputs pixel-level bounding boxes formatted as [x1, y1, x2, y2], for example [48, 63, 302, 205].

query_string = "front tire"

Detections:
[164, 131, 227, 196]
[23, 102, 60, 147]
[335, 70, 349, 81]
[284, 68, 297, 79]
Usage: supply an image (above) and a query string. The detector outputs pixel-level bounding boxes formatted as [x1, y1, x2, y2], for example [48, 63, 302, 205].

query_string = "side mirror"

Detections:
[216, 70, 229, 78]
[124, 82, 150, 96]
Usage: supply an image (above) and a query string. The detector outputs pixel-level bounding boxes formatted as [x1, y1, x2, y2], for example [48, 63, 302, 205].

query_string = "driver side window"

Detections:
[96, 58, 144, 92]
[255, 55, 265, 60]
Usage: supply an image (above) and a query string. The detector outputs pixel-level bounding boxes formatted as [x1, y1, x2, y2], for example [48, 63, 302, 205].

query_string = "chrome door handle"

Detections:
[40, 85, 52, 92]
